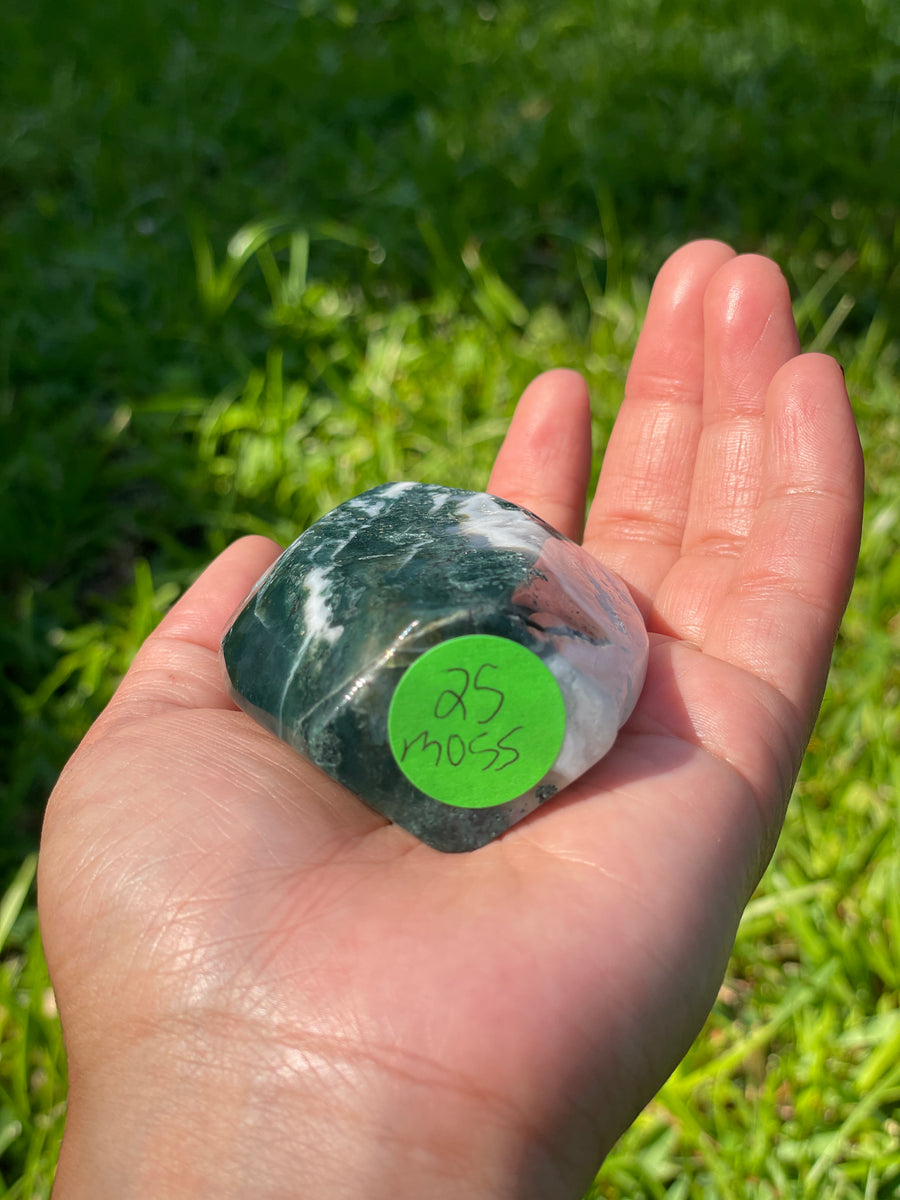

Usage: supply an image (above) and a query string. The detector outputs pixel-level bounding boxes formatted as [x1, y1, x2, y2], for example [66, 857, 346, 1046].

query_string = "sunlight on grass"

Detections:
[0, 861, 65, 1197]
[3, 0, 899, 1192]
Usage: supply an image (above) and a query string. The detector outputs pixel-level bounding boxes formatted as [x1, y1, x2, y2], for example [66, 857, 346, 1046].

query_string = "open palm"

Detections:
[40, 242, 862, 1199]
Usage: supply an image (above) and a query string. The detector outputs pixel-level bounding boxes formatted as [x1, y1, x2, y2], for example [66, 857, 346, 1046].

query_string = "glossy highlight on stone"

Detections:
[221, 483, 649, 852]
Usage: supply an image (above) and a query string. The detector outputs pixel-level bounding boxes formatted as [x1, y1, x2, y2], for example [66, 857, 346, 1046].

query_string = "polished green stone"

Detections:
[221, 482, 648, 852]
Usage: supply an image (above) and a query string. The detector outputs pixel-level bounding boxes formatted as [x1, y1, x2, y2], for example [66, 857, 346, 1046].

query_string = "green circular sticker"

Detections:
[387, 635, 566, 808]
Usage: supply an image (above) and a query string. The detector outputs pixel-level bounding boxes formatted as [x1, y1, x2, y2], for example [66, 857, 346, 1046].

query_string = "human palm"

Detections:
[40, 243, 862, 1199]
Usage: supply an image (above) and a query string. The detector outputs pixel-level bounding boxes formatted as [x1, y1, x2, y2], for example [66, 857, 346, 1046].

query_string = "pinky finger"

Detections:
[702, 354, 864, 729]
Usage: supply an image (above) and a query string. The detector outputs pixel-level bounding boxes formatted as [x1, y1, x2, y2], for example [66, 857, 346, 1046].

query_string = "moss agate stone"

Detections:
[221, 483, 649, 852]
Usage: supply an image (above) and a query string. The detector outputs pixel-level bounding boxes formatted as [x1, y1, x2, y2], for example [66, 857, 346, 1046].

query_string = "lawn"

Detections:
[2, 0, 899, 1194]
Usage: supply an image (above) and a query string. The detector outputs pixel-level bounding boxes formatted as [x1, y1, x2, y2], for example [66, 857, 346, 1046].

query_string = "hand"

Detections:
[39, 242, 863, 1199]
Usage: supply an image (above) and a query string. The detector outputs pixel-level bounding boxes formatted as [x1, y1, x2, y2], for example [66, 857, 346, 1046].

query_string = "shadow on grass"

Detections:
[2, 0, 898, 866]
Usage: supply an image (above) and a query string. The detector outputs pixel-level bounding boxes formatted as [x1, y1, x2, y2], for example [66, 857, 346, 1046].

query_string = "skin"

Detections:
[39, 242, 863, 1199]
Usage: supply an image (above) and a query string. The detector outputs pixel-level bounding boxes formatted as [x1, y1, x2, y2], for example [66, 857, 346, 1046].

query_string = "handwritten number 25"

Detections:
[434, 664, 505, 724]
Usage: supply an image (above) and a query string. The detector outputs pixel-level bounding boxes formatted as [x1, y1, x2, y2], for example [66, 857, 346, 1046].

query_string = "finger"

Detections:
[153, 535, 282, 652]
[702, 353, 863, 724]
[585, 240, 736, 609]
[93, 536, 282, 728]
[488, 368, 592, 541]
[653, 255, 802, 641]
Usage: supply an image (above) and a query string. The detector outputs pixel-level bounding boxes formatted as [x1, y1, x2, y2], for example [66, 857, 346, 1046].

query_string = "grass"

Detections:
[0, 858, 65, 1198]
[2, 0, 899, 1194]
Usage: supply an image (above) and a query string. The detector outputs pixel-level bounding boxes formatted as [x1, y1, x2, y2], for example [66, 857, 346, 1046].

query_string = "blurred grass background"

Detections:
[1, 0, 899, 1195]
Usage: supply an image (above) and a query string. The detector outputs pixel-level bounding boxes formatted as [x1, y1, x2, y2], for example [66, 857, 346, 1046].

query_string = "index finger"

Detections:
[488, 369, 593, 542]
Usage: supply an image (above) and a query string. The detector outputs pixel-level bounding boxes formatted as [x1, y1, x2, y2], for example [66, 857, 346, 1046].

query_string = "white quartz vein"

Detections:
[276, 565, 344, 730]
[456, 493, 549, 556]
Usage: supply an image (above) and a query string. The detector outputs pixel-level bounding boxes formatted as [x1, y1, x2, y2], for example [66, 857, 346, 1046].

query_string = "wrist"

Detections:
[52, 1019, 570, 1200]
